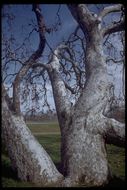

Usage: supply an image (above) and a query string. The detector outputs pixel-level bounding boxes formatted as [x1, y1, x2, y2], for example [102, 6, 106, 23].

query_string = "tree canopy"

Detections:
[2, 4, 125, 114]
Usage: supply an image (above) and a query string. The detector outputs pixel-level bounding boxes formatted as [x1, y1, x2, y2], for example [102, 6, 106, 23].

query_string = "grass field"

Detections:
[2, 122, 125, 187]
[27, 122, 60, 134]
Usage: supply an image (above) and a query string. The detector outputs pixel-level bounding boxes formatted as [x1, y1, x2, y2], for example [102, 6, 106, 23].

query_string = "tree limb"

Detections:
[102, 19, 124, 37]
[13, 4, 47, 114]
[32, 62, 50, 70]
[2, 86, 64, 185]
[106, 118, 125, 147]
[48, 44, 72, 116]
[67, 4, 95, 40]
[103, 116, 125, 147]
[98, 4, 123, 19]
[2, 84, 14, 112]
[64, 80, 75, 94]
[106, 55, 124, 64]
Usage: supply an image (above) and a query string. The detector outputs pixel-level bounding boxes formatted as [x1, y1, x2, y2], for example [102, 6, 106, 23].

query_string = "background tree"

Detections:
[2, 4, 125, 187]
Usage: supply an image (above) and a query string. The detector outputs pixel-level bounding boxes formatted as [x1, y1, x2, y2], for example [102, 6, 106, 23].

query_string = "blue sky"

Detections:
[2, 5, 78, 53]
[2, 4, 79, 75]
[2, 4, 115, 57]
[2, 4, 78, 112]
[2, 4, 124, 112]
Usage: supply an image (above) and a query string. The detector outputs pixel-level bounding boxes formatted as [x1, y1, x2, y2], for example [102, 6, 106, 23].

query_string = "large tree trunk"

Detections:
[54, 5, 124, 186]
[2, 4, 125, 188]
[2, 86, 63, 186]
[46, 7, 125, 186]
[58, 40, 111, 186]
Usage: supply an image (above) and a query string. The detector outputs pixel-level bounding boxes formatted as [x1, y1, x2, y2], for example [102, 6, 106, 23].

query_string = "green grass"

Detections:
[2, 122, 125, 187]
[2, 154, 37, 187]
[106, 144, 125, 180]
[27, 122, 60, 133]
[35, 134, 61, 163]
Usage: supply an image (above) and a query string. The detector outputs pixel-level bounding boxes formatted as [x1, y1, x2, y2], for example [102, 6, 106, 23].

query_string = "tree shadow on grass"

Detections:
[104, 176, 126, 189]
[2, 158, 18, 180]
[55, 162, 126, 189]
[55, 162, 63, 174]
[84, 177, 126, 189]
[2, 159, 125, 188]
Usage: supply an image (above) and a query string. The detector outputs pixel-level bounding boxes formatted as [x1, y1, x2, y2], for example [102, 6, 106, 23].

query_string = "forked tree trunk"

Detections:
[2, 4, 125, 188]
[2, 28, 125, 188]
[49, 39, 110, 186]
[59, 49, 110, 186]
[46, 10, 124, 186]
[55, 5, 124, 186]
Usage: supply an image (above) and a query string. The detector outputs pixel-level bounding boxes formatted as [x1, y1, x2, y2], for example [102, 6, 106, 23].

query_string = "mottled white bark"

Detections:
[2, 4, 125, 187]
[2, 87, 63, 186]
[45, 36, 111, 186]
[101, 116, 125, 147]
[48, 45, 72, 128]
[98, 4, 123, 19]
[57, 4, 125, 186]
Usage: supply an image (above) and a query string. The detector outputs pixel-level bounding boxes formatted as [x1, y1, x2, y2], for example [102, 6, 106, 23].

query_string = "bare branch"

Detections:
[98, 4, 123, 19]
[3, 72, 18, 82]
[13, 4, 47, 114]
[60, 51, 85, 90]
[105, 117, 125, 147]
[49, 44, 69, 70]
[32, 62, 50, 70]
[101, 115, 125, 147]
[106, 55, 124, 64]
[102, 19, 124, 37]
[67, 4, 95, 40]
[28, 4, 46, 62]
[2, 84, 14, 112]
[48, 44, 73, 118]
[64, 80, 75, 94]
[3, 58, 24, 67]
